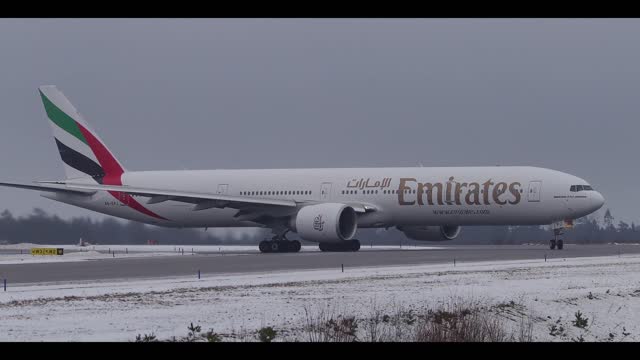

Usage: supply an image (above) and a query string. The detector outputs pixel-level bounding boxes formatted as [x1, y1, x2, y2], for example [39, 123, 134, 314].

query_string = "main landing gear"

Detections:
[318, 239, 361, 252]
[549, 228, 564, 250]
[259, 233, 301, 253]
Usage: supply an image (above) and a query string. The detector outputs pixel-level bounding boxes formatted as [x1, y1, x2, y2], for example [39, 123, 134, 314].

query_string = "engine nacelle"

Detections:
[292, 203, 358, 243]
[397, 225, 461, 241]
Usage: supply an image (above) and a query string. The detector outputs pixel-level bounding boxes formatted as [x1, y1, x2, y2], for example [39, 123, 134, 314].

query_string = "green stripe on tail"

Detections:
[39, 90, 88, 145]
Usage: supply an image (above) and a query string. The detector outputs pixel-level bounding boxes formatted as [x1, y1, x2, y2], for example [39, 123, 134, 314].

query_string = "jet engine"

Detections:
[292, 203, 357, 243]
[397, 225, 461, 241]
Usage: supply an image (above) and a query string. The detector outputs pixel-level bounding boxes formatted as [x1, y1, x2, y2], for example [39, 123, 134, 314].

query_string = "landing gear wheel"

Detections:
[350, 239, 361, 251]
[557, 239, 564, 250]
[259, 241, 270, 253]
[284, 241, 292, 252]
[291, 240, 301, 253]
[270, 241, 280, 253]
[550, 239, 556, 250]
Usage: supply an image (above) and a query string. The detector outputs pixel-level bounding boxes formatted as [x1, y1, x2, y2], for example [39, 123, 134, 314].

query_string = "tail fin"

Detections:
[38, 85, 126, 184]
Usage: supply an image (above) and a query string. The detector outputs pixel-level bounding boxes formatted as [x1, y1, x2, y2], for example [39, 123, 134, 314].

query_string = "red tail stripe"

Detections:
[76, 124, 124, 183]
[76, 122, 168, 221]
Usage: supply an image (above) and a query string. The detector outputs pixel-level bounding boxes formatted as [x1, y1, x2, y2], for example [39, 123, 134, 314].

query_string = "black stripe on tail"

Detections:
[54, 138, 105, 183]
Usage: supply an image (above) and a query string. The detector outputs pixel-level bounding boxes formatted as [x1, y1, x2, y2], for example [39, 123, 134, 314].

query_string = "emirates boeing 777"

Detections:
[0, 86, 604, 253]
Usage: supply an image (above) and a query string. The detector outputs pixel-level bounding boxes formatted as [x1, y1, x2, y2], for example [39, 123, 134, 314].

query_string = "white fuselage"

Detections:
[42, 166, 604, 229]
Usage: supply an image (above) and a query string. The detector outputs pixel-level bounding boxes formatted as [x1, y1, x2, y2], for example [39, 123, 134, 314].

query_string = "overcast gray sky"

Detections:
[0, 19, 637, 225]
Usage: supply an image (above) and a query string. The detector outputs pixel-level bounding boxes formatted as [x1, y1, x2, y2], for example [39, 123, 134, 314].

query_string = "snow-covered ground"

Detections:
[0, 244, 443, 264]
[1, 254, 639, 341]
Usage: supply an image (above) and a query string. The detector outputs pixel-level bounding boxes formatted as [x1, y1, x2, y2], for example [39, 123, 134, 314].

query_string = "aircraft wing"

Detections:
[2, 180, 377, 219]
[54, 182, 299, 209]
[56, 182, 379, 212]
[0, 181, 95, 195]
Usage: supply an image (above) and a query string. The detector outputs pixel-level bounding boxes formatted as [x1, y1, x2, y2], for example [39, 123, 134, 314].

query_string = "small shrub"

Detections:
[549, 321, 566, 337]
[572, 311, 589, 329]
[572, 334, 585, 342]
[204, 329, 222, 342]
[185, 322, 202, 342]
[622, 327, 631, 337]
[257, 327, 277, 342]
[135, 333, 158, 342]
[414, 299, 509, 342]
[302, 305, 359, 342]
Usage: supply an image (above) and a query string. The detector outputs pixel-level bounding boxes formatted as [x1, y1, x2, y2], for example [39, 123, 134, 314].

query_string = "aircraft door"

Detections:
[217, 184, 228, 195]
[320, 182, 332, 200]
[527, 181, 542, 202]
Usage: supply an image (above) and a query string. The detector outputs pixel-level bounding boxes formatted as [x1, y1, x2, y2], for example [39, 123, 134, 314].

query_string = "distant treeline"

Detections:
[0, 208, 637, 245]
[0, 209, 258, 245]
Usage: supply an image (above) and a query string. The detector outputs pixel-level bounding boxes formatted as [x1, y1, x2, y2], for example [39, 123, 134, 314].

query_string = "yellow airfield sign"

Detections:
[30, 248, 64, 256]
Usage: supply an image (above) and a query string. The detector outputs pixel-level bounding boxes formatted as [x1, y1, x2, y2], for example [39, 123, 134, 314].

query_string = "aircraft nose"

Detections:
[592, 191, 605, 211]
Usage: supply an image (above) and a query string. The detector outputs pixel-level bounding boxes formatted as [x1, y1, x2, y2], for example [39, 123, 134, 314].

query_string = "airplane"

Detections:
[0, 86, 605, 253]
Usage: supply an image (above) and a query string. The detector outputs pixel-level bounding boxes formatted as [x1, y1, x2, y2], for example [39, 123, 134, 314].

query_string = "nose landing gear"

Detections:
[550, 229, 564, 250]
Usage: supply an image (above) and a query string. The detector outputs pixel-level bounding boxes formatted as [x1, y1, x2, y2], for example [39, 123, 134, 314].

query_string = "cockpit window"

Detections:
[570, 184, 594, 192]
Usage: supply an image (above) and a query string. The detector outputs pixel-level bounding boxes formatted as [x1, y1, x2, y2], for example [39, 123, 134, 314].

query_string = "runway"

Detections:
[1, 244, 638, 285]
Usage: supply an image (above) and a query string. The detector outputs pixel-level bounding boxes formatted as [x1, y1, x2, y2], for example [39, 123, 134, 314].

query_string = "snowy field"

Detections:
[0, 243, 444, 265]
[1, 253, 639, 341]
